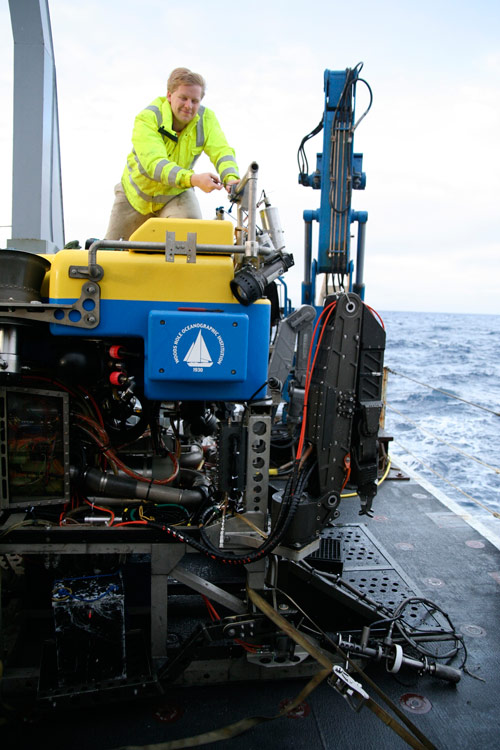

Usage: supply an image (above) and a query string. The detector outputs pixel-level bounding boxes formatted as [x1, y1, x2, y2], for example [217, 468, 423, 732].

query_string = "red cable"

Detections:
[84, 498, 115, 525]
[296, 301, 337, 460]
[202, 595, 221, 621]
[77, 385, 106, 428]
[365, 304, 385, 329]
[341, 454, 352, 491]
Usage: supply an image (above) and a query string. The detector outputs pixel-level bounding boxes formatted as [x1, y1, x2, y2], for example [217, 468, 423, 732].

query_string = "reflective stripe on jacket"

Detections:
[121, 97, 239, 215]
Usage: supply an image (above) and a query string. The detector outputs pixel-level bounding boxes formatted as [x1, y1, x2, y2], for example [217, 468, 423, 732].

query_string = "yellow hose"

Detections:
[341, 457, 392, 498]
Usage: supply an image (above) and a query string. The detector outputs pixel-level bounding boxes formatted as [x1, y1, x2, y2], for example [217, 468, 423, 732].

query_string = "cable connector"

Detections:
[328, 665, 369, 712]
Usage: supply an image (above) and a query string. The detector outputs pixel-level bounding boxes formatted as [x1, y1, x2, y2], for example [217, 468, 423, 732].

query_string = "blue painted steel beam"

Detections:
[300, 67, 367, 304]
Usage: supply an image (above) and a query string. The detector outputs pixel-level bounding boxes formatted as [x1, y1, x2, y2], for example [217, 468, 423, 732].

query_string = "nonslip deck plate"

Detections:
[318, 524, 450, 630]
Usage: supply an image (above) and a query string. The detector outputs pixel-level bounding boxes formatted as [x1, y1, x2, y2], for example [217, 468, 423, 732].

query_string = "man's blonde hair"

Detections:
[167, 68, 206, 98]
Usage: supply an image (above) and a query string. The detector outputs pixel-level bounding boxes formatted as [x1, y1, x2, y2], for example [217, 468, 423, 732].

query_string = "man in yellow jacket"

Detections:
[105, 67, 240, 240]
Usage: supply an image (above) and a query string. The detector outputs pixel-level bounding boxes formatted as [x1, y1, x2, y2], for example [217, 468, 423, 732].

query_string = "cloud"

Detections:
[0, 0, 499, 314]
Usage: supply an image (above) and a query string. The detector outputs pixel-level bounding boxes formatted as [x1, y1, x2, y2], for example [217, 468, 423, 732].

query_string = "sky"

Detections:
[0, 0, 499, 314]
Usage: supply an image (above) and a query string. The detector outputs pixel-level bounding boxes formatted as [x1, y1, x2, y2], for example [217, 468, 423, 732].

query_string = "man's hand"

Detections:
[225, 179, 240, 194]
[190, 173, 223, 193]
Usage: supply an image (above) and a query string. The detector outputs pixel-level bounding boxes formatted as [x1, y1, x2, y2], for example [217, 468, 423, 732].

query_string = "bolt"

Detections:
[85, 314, 96, 324]
[86, 284, 96, 294]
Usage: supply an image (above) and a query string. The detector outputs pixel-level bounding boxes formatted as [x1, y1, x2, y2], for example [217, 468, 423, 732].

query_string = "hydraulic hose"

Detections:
[146, 461, 306, 565]
[79, 467, 205, 508]
[76, 459, 306, 566]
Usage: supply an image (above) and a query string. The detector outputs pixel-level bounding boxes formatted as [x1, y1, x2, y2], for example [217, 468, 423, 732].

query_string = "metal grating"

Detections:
[321, 525, 451, 630]
[341, 569, 415, 610]
[320, 525, 391, 569]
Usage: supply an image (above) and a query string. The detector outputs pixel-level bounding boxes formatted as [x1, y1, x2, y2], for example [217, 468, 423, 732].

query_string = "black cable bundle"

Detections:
[146, 459, 313, 566]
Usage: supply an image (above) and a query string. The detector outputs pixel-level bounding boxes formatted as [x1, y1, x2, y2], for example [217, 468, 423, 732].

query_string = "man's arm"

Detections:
[202, 110, 240, 187]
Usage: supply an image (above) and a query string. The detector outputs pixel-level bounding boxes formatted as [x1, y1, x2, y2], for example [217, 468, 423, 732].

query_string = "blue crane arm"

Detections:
[299, 64, 371, 304]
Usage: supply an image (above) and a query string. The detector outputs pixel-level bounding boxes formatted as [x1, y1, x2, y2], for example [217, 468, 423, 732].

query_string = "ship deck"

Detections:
[1, 462, 499, 750]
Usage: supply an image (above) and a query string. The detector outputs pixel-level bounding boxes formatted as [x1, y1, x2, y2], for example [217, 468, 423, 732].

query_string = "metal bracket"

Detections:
[0, 282, 101, 329]
[68, 262, 104, 281]
[165, 231, 197, 263]
[267, 305, 316, 391]
[328, 665, 369, 712]
[169, 565, 247, 614]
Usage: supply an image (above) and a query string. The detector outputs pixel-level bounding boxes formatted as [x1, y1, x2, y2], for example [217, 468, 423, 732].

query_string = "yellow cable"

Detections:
[341, 457, 392, 498]
[269, 458, 392, 499]
[138, 506, 154, 522]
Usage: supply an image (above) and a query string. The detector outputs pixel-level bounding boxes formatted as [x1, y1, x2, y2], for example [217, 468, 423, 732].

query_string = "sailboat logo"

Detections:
[184, 330, 213, 368]
[172, 322, 225, 372]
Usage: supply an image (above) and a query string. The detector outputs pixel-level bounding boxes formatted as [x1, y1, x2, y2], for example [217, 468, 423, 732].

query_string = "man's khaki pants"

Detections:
[104, 183, 202, 240]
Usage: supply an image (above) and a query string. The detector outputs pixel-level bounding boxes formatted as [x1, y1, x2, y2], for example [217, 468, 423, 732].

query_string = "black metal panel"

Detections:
[305, 294, 363, 508]
[350, 306, 386, 501]
[217, 422, 248, 494]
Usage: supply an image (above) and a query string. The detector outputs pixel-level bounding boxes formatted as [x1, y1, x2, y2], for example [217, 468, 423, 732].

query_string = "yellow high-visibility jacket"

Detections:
[121, 97, 240, 215]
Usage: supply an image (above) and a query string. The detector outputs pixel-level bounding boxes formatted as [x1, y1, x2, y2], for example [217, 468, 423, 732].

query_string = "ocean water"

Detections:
[380, 310, 500, 536]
